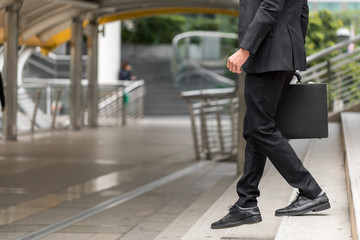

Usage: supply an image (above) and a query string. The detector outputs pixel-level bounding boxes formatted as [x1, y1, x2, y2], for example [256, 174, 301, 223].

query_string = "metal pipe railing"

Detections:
[51, 89, 62, 130]
[0, 79, 145, 134]
[31, 89, 41, 132]
[302, 35, 360, 114]
[180, 88, 238, 160]
[307, 34, 360, 63]
[176, 32, 360, 160]
[172, 31, 238, 91]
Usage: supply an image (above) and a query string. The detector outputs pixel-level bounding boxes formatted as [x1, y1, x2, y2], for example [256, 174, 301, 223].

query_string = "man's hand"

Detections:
[227, 48, 250, 74]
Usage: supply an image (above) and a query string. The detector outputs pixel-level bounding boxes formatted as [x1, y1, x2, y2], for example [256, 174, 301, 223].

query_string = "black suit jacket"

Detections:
[238, 0, 309, 73]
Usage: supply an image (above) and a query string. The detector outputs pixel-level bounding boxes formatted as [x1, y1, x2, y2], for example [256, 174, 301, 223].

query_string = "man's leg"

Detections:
[236, 113, 267, 208]
[242, 71, 322, 200]
[211, 71, 328, 229]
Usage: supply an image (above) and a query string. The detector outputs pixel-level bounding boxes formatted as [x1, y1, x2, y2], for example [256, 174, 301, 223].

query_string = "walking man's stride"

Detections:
[211, 0, 331, 229]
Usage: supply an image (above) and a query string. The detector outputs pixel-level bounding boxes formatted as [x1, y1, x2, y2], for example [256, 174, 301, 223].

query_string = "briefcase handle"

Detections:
[294, 72, 302, 84]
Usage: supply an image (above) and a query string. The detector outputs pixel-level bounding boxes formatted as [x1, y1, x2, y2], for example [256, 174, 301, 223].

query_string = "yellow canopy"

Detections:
[0, 7, 238, 54]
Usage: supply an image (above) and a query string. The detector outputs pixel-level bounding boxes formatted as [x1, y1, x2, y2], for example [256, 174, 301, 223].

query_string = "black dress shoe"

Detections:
[275, 192, 331, 216]
[211, 204, 262, 229]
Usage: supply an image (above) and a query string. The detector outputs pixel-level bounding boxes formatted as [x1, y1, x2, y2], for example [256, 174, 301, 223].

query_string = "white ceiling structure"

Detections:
[0, 0, 239, 51]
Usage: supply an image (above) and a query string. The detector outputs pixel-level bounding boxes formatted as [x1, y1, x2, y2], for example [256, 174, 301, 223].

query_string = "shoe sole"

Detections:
[211, 215, 262, 229]
[275, 202, 331, 217]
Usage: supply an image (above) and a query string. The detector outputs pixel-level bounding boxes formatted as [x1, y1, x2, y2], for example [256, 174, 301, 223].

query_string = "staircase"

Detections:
[154, 121, 356, 240]
[122, 44, 189, 116]
[24, 51, 87, 79]
[153, 35, 360, 240]
[17, 87, 52, 131]
[341, 112, 360, 240]
[128, 58, 189, 115]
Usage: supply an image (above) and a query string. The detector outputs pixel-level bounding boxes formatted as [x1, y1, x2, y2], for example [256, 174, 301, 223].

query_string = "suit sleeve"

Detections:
[300, 0, 309, 43]
[239, 0, 286, 54]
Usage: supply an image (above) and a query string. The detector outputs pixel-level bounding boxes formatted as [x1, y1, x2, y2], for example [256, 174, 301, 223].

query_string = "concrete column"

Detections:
[86, 18, 99, 128]
[70, 16, 83, 130]
[98, 21, 121, 83]
[237, 73, 246, 174]
[3, 2, 21, 141]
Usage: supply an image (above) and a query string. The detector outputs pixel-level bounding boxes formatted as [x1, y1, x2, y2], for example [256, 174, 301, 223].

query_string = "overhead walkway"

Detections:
[0, 0, 238, 53]
[0, 0, 238, 141]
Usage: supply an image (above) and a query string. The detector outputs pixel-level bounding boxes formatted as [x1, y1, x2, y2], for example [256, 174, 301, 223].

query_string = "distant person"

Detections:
[0, 72, 5, 111]
[119, 62, 136, 80]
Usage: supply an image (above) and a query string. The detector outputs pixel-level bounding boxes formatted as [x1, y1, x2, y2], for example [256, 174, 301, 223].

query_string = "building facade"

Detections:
[309, 0, 360, 11]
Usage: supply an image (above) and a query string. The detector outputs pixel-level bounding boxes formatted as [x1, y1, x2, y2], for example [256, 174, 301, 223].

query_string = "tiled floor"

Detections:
[0, 117, 237, 240]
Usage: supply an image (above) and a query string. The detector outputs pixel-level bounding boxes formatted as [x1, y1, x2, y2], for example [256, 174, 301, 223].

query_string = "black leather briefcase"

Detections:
[275, 73, 328, 139]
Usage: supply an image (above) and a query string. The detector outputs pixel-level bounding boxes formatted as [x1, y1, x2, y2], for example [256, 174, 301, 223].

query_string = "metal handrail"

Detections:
[301, 36, 360, 115]
[177, 33, 360, 160]
[4, 79, 145, 133]
[180, 88, 235, 99]
[172, 31, 238, 88]
[307, 34, 360, 63]
[23, 78, 141, 87]
[98, 80, 144, 109]
[28, 50, 88, 78]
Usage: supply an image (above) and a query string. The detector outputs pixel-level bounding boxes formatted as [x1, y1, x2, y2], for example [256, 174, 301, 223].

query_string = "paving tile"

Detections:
[0, 232, 26, 240]
[58, 224, 131, 234]
[0, 118, 236, 239]
[41, 233, 121, 240]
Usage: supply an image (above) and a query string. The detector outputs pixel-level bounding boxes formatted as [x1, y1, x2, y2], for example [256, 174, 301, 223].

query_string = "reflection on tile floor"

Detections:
[0, 118, 237, 239]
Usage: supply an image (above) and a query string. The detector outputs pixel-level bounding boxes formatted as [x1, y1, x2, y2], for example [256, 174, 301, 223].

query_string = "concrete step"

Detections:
[164, 123, 352, 240]
[154, 140, 302, 240]
[154, 174, 238, 240]
[126, 58, 188, 116]
[166, 138, 313, 240]
[341, 112, 360, 240]
[275, 123, 351, 240]
[178, 162, 292, 239]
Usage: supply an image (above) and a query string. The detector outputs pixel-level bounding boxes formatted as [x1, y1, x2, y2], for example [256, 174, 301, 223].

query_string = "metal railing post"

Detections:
[31, 89, 42, 133]
[216, 100, 225, 153]
[327, 59, 332, 83]
[52, 89, 62, 130]
[122, 88, 127, 126]
[139, 86, 144, 119]
[187, 101, 201, 160]
[200, 99, 211, 159]
[326, 59, 333, 111]
[116, 90, 121, 126]
[229, 96, 236, 152]
[46, 86, 51, 115]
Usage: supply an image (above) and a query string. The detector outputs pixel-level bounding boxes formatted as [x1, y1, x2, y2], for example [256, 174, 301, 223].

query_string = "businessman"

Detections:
[211, 0, 330, 229]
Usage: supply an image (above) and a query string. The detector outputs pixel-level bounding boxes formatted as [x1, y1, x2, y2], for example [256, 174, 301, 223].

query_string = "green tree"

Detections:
[306, 10, 343, 56]
[122, 15, 186, 44]
[185, 15, 219, 31]
[334, 10, 360, 36]
[121, 14, 239, 45]
[216, 15, 238, 34]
